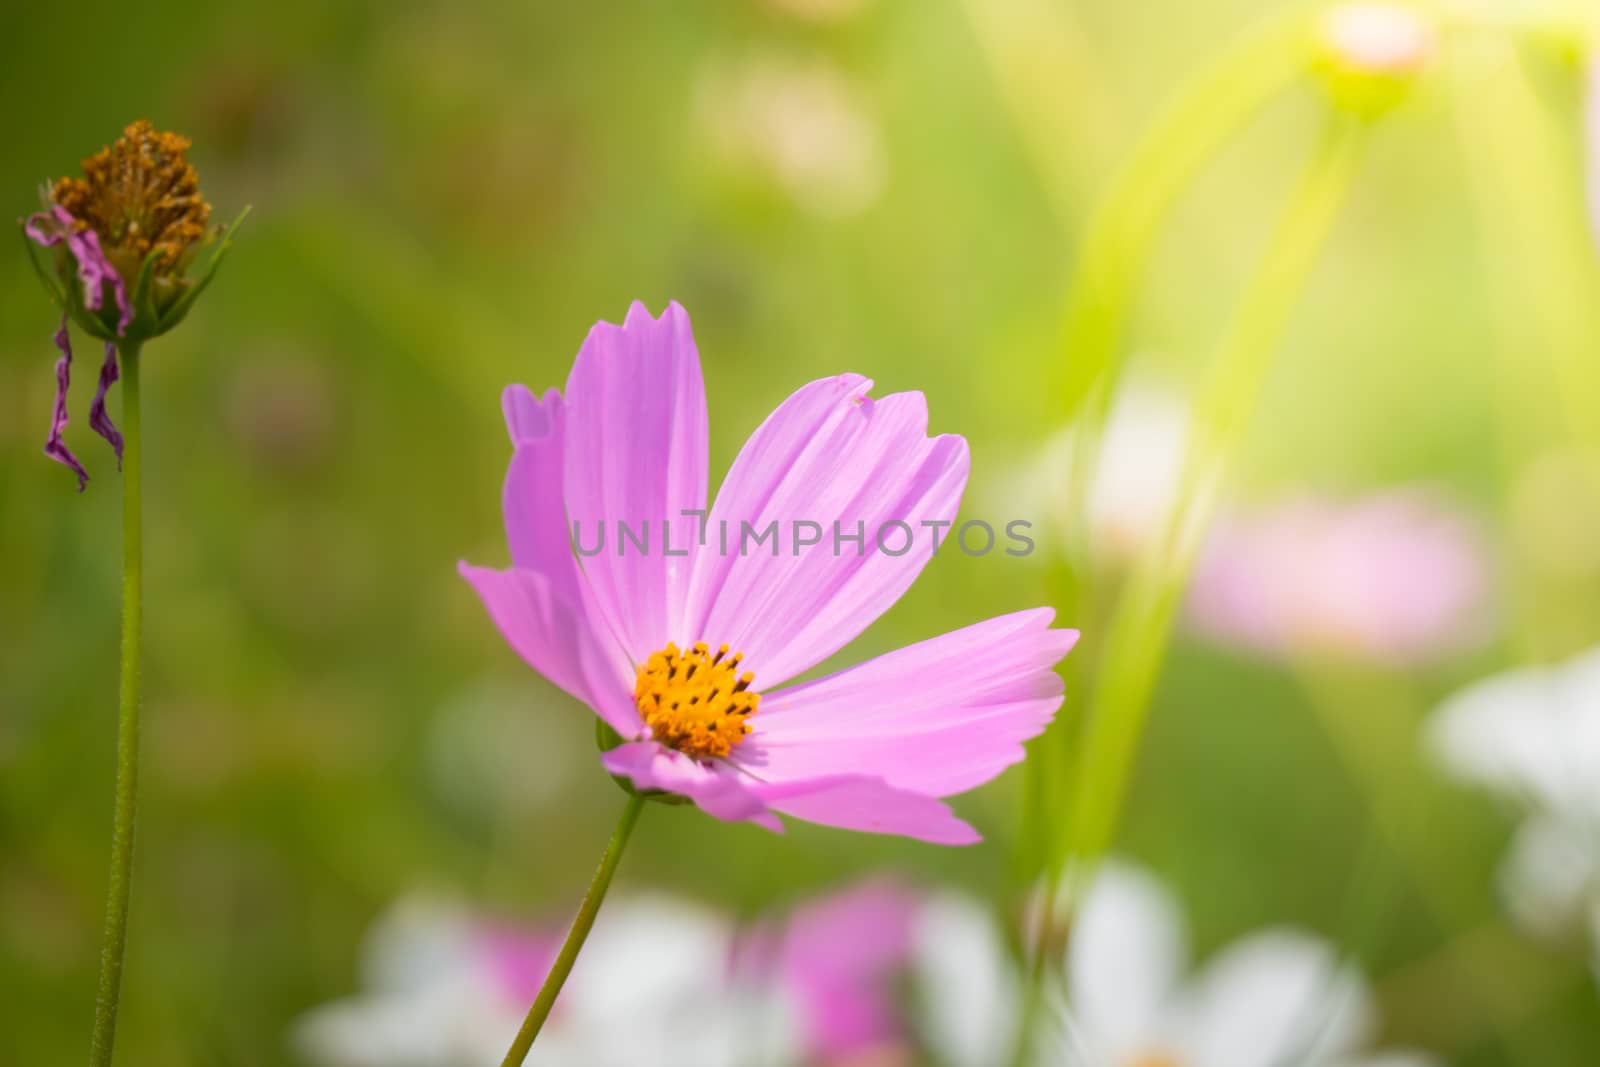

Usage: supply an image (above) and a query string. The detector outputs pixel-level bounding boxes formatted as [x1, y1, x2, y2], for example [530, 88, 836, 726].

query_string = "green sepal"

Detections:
[27, 205, 251, 344]
[130, 248, 161, 328]
[20, 223, 67, 310]
[154, 205, 250, 336]
[595, 718, 625, 754]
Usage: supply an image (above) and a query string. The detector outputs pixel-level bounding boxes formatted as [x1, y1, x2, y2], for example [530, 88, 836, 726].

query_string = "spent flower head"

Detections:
[21, 119, 244, 488]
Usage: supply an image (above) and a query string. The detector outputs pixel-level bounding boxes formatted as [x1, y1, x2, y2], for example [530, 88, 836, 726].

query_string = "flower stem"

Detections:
[499, 793, 646, 1067]
[90, 339, 142, 1067]
[1065, 114, 1366, 866]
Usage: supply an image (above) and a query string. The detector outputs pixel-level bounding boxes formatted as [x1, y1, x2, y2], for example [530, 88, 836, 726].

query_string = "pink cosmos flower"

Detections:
[1185, 489, 1492, 666]
[460, 302, 1076, 845]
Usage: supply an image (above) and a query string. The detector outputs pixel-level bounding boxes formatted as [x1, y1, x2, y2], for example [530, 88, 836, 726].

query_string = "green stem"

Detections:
[1064, 115, 1366, 867]
[499, 794, 645, 1067]
[90, 340, 143, 1067]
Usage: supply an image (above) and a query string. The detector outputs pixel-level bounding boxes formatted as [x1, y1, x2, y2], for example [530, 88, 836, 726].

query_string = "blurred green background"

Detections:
[3, 0, 1600, 1063]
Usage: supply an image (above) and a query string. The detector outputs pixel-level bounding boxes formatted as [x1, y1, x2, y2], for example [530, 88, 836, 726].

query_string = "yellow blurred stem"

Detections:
[1052, 6, 1315, 427]
[1451, 40, 1600, 658]
[1063, 115, 1366, 868]
[956, 0, 1118, 219]
[1017, 6, 1315, 894]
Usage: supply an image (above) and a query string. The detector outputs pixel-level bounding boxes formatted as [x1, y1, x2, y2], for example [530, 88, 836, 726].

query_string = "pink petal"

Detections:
[458, 564, 638, 737]
[42, 315, 89, 491]
[683, 374, 970, 688]
[600, 741, 781, 830]
[752, 775, 980, 845]
[503, 383, 560, 446]
[500, 387, 581, 605]
[563, 302, 709, 662]
[740, 609, 1077, 796]
[26, 205, 130, 334]
[89, 342, 123, 466]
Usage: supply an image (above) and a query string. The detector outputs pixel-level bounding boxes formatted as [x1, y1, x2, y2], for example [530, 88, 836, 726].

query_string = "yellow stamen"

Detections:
[634, 641, 759, 759]
[52, 119, 214, 284]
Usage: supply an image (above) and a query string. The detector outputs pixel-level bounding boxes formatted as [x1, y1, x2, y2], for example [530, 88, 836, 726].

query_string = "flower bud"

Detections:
[1313, 3, 1437, 118]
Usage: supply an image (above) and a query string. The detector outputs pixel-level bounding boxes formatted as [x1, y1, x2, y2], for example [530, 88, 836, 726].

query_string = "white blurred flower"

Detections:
[1053, 862, 1435, 1067]
[1003, 379, 1193, 569]
[294, 893, 797, 1067]
[909, 894, 1020, 1067]
[697, 57, 887, 217]
[1428, 648, 1600, 949]
[293, 894, 537, 1067]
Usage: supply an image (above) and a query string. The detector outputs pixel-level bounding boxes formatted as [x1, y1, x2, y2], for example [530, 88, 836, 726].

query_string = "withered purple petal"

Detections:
[90, 342, 123, 467]
[43, 315, 89, 491]
[24, 205, 131, 335]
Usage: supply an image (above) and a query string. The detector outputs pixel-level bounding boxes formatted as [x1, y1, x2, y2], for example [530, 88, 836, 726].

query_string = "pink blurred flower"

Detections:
[762, 0, 871, 23]
[764, 881, 1019, 1067]
[1186, 489, 1493, 666]
[773, 881, 920, 1063]
[461, 302, 1076, 844]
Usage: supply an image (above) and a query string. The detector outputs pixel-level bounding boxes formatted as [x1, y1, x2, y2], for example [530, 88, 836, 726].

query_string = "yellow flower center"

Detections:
[634, 641, 759, 759]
